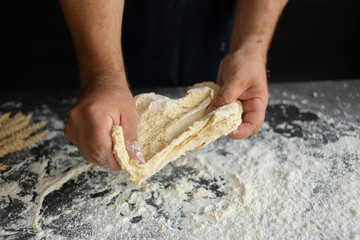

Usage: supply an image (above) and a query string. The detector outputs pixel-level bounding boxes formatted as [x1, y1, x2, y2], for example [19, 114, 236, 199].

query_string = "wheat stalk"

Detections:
[0, 112, 11, 126]
[0, 114, 32, 139]
[0, 112, 48, 158]
[0, 164, 9, 171]
[0, 121, 47, 147]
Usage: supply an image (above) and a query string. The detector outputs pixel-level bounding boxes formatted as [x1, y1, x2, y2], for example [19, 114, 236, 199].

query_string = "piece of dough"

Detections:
[112, 82, 243, 184]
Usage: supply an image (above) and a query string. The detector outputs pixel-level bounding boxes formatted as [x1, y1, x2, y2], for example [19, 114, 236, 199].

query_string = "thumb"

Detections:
[206, 83, 241, 114]
[120, 114, 146, 164]
[125, 139, 145, 164]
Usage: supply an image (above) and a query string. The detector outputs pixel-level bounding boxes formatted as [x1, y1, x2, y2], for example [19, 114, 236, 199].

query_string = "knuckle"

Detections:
[216, 91, 233, 105]
[69, 103, 98, 120]
[89, 136, 111, 157]
[91, 150, 121, 171]
[83, 104, 98, 117]
[107, 164, 121, 172]
[68, 107, 79, 121]
[80, 152, 93, 164]
[252, 128, 259, 135]
[252, 124, 262, 135]
[89, 143, 104, 157]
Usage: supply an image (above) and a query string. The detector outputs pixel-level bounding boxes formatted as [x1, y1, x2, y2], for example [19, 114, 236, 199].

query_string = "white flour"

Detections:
[0, 100, 360, 239]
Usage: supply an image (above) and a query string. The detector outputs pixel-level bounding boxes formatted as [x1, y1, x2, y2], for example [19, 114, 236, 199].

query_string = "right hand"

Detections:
[64, 74, 145, 171]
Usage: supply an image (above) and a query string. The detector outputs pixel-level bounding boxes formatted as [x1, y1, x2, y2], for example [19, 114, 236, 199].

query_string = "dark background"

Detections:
[2, 0, 360, 90]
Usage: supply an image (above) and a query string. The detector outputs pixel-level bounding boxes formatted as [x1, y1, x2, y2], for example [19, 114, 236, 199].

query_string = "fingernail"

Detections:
[126, 140, 146, 164]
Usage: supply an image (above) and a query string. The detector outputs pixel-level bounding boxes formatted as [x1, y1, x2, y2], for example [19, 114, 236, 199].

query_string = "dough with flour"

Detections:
[112, 82, 243, 184]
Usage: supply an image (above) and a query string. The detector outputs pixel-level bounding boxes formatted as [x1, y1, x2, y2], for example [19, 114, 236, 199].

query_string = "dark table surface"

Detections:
[0, 80, 360, 239]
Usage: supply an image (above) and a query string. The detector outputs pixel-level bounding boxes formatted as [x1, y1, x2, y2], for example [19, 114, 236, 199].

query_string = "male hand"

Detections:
[64, 75, 145, 170]
[207, 49, 268, 139]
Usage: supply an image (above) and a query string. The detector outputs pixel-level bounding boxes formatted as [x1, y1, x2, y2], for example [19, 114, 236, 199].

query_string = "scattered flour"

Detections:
[0, 100, 359, 239]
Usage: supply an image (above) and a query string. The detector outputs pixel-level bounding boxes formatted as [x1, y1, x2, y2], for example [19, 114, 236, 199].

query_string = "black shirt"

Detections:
[122, 0, 236, 88]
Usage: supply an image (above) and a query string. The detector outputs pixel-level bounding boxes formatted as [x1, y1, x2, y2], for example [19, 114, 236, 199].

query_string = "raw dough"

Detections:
[112, 82, 243, 184]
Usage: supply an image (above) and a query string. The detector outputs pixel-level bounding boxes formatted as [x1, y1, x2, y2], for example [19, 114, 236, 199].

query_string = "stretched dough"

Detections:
[112, 82, 243, 184]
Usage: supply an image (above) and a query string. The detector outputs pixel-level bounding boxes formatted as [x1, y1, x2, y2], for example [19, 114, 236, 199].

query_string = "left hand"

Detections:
[207, 49, 268, 139]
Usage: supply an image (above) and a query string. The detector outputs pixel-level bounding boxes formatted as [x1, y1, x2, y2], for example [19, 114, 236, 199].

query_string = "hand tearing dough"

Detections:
[112, 82, 243, 184]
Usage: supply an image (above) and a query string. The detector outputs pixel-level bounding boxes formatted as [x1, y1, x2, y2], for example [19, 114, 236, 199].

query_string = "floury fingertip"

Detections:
[126, 140, 146, 164]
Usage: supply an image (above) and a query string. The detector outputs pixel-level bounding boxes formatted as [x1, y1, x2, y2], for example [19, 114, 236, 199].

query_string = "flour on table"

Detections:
[1, 96, 360, 239]
[112, 82, 242, 184]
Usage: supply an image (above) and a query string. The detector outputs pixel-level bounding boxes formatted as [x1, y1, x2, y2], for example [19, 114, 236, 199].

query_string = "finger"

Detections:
[206, 80, 246, 114]
[120, 109, 146, 164]
[64, 118, 102, 165]
[216, 59, 225, 86]
[126, 140, 146, 164]
[227, 112, 262, 139]
[228, 98, 266, 139]
[85, 115, 122, 171]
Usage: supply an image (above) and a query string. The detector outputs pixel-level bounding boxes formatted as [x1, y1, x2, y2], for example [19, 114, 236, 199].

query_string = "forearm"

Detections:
[230, 0, 288, 62]
[59, 0, 126, 89]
